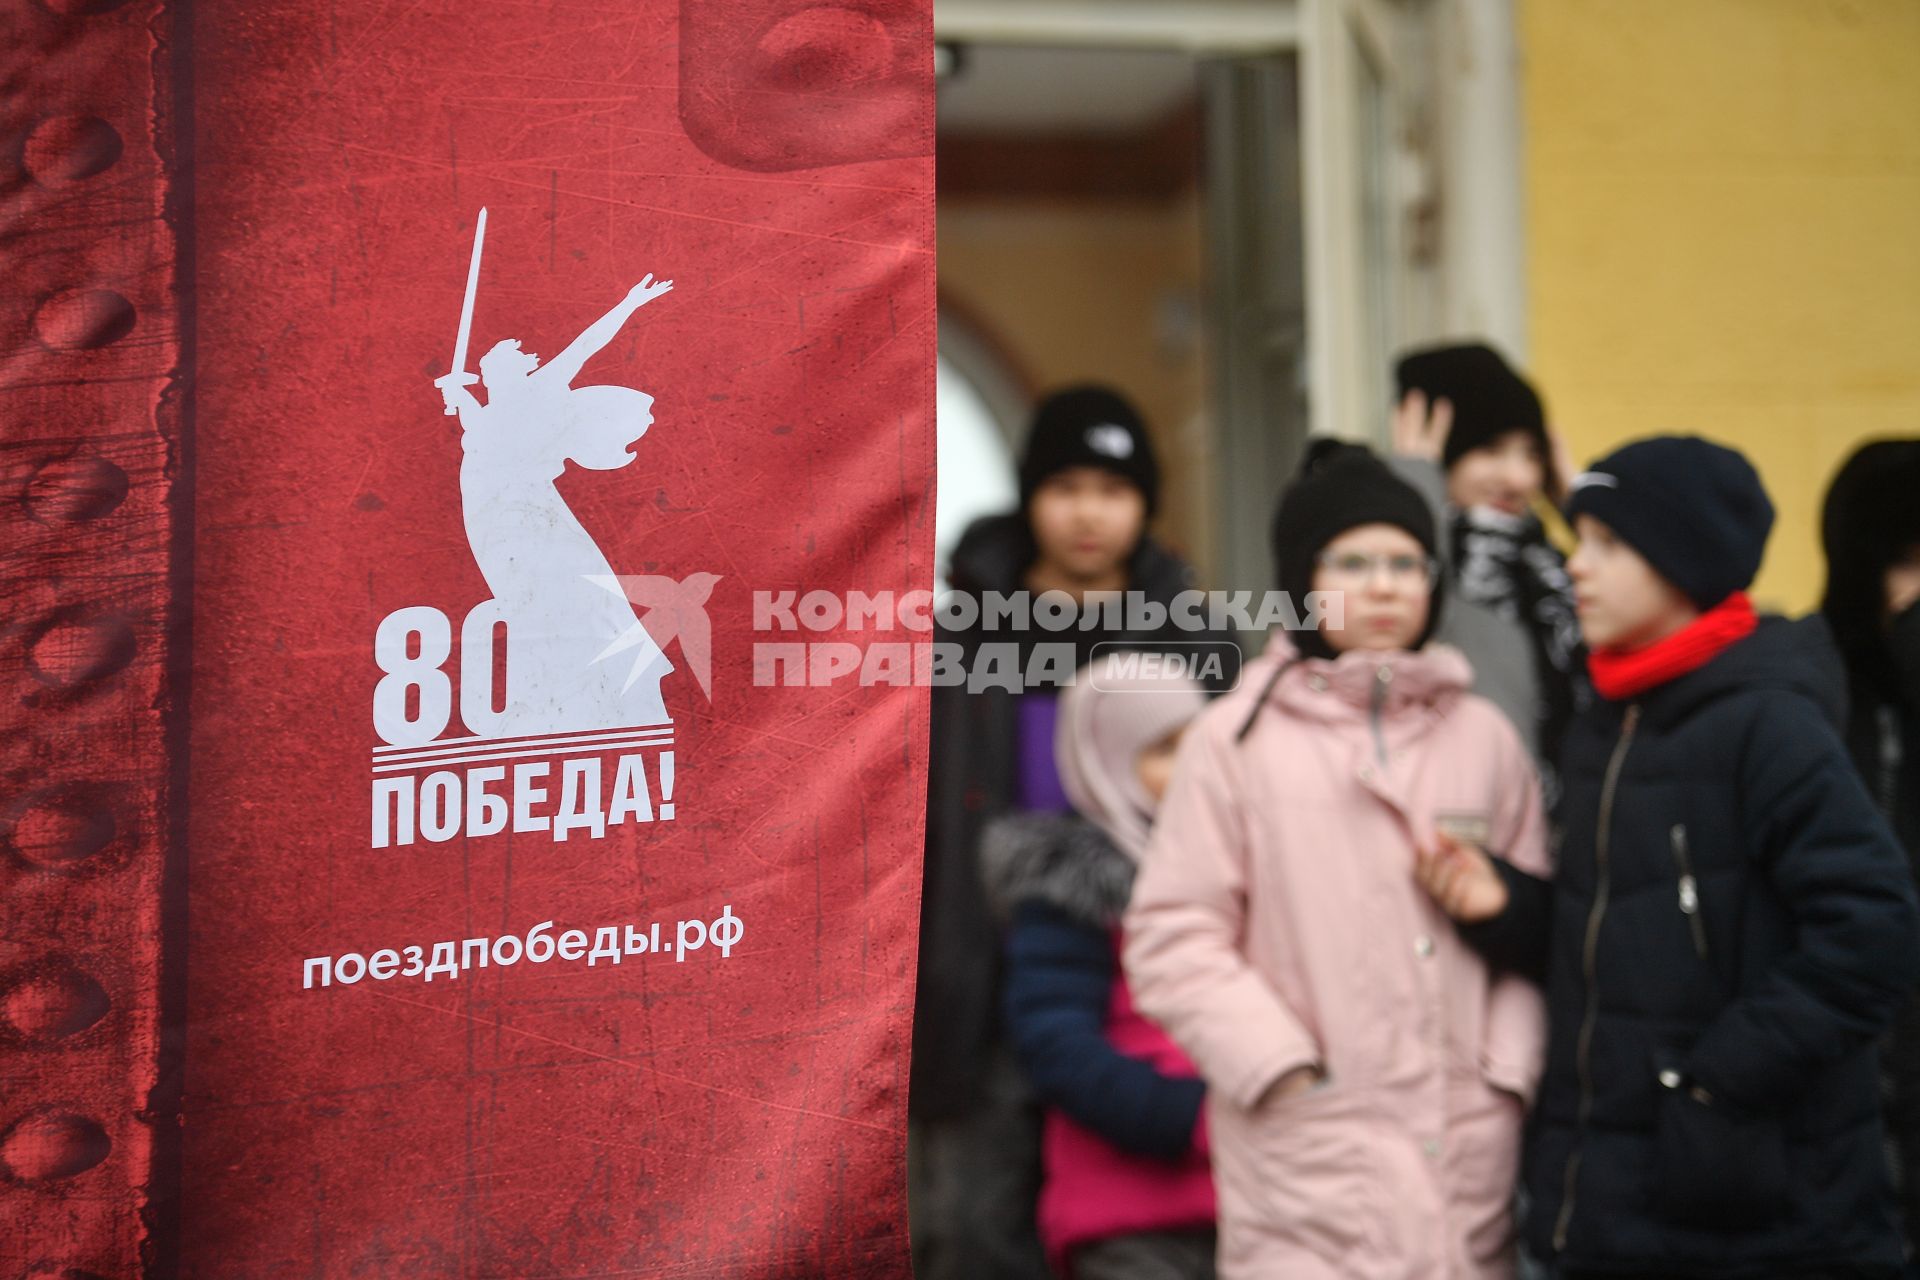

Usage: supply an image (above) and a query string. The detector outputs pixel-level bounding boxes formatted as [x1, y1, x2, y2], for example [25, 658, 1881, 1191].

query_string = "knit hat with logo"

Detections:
[1566, 435, 1774, 609]
[1019, 385, 1161, 515]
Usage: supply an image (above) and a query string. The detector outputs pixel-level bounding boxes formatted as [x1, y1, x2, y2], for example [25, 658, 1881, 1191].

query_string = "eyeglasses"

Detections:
[1315, 550, 1438, 584]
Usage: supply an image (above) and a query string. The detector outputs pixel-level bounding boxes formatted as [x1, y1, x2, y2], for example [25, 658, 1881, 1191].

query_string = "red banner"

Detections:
[2, 3, 933, 1276]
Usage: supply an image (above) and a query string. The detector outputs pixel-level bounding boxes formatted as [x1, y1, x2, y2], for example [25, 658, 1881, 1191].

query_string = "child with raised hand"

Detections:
[1419, 435, 1920, 1279]
[1390, 342, 1585, 773]
[1124, 445, 1549, 1279]
[985, 662, 1217, 1280]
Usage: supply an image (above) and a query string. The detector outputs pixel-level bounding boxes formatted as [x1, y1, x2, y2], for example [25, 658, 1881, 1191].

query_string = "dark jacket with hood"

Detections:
[911, 514, 1234, 1119]
[1821, 438, 1920, 1240]
[1823, 440, 1920, 870]
[1463, 618, 1920, 1276]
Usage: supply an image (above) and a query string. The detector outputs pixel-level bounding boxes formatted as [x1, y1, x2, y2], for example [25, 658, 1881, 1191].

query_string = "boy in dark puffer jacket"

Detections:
[1419, 435, 1920, 1278]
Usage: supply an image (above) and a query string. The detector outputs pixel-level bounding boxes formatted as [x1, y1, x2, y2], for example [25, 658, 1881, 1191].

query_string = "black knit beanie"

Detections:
[1019, 385, 1160, 516]
[1565, 435, 1774, 610]
[1395, 342, 1551, 485]
[1270, 441, 1444, 659]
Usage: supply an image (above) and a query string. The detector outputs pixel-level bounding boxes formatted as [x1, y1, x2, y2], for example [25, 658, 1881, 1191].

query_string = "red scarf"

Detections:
[1586, 593, 1758, 701]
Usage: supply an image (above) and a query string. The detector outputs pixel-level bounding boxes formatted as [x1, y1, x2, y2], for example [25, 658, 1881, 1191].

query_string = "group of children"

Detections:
[950, 345, 1920, 1280]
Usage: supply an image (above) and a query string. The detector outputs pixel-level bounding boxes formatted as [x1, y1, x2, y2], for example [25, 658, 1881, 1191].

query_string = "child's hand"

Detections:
[1257, 1064, 1324, 1109]
[1546, 426, 1578, 506]
[1392, 389, 1452, 462]
[1415, 832, 1509, 922]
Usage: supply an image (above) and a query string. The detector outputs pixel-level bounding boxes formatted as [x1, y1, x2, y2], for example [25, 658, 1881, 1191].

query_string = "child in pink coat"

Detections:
[1123, 445, 1550, 1279]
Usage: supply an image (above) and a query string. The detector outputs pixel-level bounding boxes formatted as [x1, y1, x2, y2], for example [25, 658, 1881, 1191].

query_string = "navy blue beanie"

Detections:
[1565, 436, 1774, 609]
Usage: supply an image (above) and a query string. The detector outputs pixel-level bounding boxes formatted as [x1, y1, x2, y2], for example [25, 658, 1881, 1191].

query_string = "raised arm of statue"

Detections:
[544, 275, 673, 386]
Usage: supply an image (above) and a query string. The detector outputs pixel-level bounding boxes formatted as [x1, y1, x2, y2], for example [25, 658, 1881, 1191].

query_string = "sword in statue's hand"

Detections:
[436, 207, 486, 416]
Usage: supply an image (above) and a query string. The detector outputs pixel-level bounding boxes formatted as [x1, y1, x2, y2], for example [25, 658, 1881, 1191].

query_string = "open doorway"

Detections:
[929, 20, 1330, 603]
[929, 1, 1513, 611]
[934, 41, 1218, 579]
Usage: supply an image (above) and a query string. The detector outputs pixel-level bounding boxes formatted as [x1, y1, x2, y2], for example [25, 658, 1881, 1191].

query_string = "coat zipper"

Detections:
[1370, 664, 1391, 766]
[1552, 702, 1642, 1255]
[1670, 823, 1708, 960]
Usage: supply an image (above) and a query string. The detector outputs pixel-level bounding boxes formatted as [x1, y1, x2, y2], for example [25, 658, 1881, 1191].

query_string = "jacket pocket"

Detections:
[1668, 823, 1709, 962]
[1219, 1082, 1373, 1254]
[1652, 1066, 1790, 1228]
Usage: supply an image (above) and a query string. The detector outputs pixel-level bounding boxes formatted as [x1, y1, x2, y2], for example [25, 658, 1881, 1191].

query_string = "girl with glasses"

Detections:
[1123, 444, 1550, 1279]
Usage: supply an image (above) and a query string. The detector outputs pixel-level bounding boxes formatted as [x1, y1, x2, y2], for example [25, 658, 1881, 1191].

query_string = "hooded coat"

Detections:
[1123, 634, 1549, 1279]
[1464, 619, 1920, 1275]
[912, 513, 1236, 1119]
[1821, 438, 1920, 1241]
[1822, 439, 1920, 861]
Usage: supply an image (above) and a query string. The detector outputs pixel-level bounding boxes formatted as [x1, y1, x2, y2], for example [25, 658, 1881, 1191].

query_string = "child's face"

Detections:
[1886, 545, 1920, 623]
[1568, 514, 1699, 650]
[1027, 467, 1147, 585]
[1446, 430, 1545, 516]
[1311, 523, 1433, 654]
[1134, 727, 1187, 805]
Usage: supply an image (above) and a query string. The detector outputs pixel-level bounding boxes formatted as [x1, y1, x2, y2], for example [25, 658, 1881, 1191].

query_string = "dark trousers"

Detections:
[909, 1047, 1051, 1280]
[1072, 1230, 1216, 1280]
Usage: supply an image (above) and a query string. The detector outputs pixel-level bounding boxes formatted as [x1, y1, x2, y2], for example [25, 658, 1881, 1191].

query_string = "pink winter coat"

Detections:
[1122, 635, 1549, 1280]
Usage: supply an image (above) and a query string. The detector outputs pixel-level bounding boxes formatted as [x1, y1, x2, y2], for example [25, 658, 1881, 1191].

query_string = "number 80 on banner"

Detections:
[372, 604, 509, 747]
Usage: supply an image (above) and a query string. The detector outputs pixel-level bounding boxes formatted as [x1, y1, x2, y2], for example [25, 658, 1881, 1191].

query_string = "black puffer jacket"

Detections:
[1466, 619, 1920, 1275]
[910, 514, 1236, 1119]
[1836, 605, 1920, 1249]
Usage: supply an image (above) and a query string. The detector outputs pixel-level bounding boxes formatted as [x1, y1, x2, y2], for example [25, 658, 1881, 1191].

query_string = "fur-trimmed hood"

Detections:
[979, 811, 1134, 929]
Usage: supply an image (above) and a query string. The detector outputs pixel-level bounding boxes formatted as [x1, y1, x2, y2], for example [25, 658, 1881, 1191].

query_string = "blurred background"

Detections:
[931, 0, 1920, 613]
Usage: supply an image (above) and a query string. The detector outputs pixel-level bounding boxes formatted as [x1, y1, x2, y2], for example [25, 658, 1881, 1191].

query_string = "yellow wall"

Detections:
[1519, 0, 1920, 612]
[938, 196, 1213, 572]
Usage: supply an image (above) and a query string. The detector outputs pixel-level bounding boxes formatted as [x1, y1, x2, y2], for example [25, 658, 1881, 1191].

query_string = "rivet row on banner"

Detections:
[0, 0, 183, 1274]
